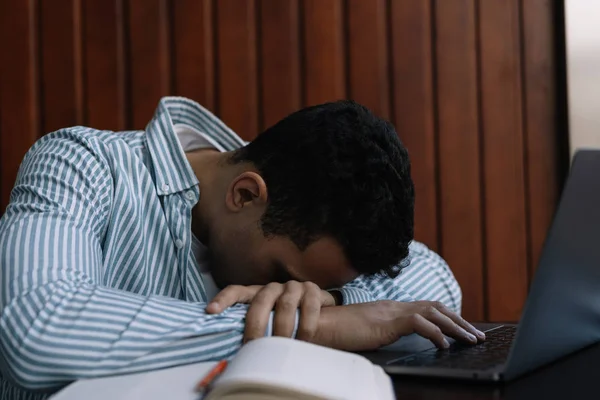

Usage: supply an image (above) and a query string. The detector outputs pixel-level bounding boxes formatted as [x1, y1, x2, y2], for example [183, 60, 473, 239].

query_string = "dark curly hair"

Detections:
[229, 100, 414, 277]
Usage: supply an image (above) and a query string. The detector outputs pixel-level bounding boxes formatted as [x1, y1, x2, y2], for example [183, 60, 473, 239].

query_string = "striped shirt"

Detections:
[0, 97, 461, 399]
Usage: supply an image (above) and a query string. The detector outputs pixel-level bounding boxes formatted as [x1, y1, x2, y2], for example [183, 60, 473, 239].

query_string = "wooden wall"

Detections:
[0, 0, 566, 322]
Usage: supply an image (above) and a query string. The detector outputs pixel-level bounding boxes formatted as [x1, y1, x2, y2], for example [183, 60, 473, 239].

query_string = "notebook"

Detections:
[50, 336, 395, 400]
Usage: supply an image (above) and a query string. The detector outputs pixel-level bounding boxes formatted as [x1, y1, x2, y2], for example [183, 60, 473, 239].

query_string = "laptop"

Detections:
[361, 149, 600, 381]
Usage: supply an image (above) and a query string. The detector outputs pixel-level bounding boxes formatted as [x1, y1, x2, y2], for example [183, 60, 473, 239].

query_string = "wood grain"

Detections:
[127, 0, 171, 129]
[40, 0, 84, 133]
[521, 0, 560, 278]
[347, 0, 390, 119]
[83, 0, 127, 130]
[259, 0, 301, 129]
[172, 0, 215, 111]
[216, 0, 258, 140]
[479, 0, 529, 322]
[0, 0, 39, 212]
[389, 0, 438, 252]
[303, 0, 346, 105]
[434, 0, 485, 321]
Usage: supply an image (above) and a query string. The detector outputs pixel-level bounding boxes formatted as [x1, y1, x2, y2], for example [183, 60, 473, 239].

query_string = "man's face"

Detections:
[208, 219, 359, 290]
[200, 169, 359, 290]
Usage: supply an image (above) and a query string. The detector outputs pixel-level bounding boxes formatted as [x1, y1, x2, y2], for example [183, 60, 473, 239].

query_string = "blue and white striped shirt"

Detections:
[0, 97, 461, 399]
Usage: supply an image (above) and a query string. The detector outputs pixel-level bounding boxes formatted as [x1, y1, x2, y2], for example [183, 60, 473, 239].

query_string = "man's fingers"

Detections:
[214, 281, 329, 342]
[430, 301, 486, 341]
[296, 284, 323, 341]
[422, 306, 477, 344]
[273, 281, 304, 338]
[206, 285, 262, 314]
[410, 314, 450, 349]
[244, 283, 284, 342]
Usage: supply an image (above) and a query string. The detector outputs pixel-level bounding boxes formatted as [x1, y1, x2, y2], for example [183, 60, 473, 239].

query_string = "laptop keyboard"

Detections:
[389, 325, 517, 370]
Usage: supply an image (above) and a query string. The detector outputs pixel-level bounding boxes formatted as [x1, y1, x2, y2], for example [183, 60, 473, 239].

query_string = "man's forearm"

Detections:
[338, 241, 462, 314]
[0, 280, 252, 391]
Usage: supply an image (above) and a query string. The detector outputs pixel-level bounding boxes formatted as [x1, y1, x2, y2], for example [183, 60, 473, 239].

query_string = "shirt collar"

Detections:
[145, 96, 245, 196]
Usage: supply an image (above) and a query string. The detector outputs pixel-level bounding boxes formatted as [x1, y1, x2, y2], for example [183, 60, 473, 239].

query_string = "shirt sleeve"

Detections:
[0, 132, 268, 392]
[337, 242, 463, 314]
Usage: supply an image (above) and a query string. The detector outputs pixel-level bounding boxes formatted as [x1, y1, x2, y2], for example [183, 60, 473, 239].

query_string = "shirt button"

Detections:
[162, 183, 170, 193]
[185, 191, 195, 201]
[175, 239, 184, 249]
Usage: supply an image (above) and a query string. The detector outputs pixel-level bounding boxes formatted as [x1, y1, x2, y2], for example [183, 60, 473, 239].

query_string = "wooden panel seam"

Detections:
[474, 0, 489, 321]
[518, 0, 533, 289]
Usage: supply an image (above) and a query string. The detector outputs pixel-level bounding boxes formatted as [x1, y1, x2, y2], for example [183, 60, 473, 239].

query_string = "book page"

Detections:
[50, 362, 218, 400]
[212, 337, 392, 400]
[51, 338, 394, 400]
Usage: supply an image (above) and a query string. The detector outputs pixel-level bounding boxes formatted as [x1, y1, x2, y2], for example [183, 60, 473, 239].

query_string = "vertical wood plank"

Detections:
[128, 0, 171, 129]
[435, 0, 485, 321]
[347, 0, 389, 119]
[0, 106, 2, 215]
[83, 0, 128, 130]
[40, 0, 84, 133]
[260, 0, 301, 129]
[479, 0, 528, 322]
[216, 0, 258, 140]
[303, 0, 346, 105]
[521, 0, 560, 278]
[389, 0, 438, 252]
[172, 0, 215, 111]
[0, 0, 39, 212]
[0, 99, 2, 215]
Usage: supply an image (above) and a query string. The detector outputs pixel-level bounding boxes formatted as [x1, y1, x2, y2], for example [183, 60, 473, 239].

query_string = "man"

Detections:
[0, 97, 483, 398]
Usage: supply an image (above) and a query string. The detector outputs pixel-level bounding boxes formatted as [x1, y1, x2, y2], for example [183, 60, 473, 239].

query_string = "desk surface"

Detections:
[391, 324, 600, 400]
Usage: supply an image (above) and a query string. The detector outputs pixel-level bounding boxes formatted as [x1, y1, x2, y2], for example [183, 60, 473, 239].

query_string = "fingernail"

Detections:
[466, 332, 477, 343]
[208, 302, 219, 311]
[476, 330, 486, 340]
[442, 338, 450, 349]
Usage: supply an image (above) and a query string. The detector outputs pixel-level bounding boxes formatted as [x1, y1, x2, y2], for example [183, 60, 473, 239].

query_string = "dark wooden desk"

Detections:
[392, 339, 600, 399]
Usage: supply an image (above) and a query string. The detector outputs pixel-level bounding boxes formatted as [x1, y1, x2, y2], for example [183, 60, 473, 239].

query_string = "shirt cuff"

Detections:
[264, 310, 300, 338]
[337, 287, 376, 305]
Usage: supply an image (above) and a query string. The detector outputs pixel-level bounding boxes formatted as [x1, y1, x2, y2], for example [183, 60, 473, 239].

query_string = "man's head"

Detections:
[199, 100, 414, 289]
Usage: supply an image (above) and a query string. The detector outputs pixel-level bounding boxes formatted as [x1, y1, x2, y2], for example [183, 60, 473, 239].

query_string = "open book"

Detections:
[205, 337, 394, 400]
[51, 337, 394, 400]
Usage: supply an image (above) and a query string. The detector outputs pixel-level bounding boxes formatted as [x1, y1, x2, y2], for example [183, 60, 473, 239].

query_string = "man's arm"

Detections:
[0, 132, 258, 392]
[337, 242, 462, 314]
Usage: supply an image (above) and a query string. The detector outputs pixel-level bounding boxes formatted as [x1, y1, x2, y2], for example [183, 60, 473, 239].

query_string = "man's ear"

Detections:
[225, 171, 268, 212]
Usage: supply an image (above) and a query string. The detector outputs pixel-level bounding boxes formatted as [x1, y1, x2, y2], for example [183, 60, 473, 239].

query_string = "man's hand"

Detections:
[312, 300, 486, 351]
[205, 281, 337, 342]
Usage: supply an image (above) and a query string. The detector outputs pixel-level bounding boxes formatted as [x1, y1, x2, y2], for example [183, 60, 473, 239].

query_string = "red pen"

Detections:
[194, 360, 228, 393]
